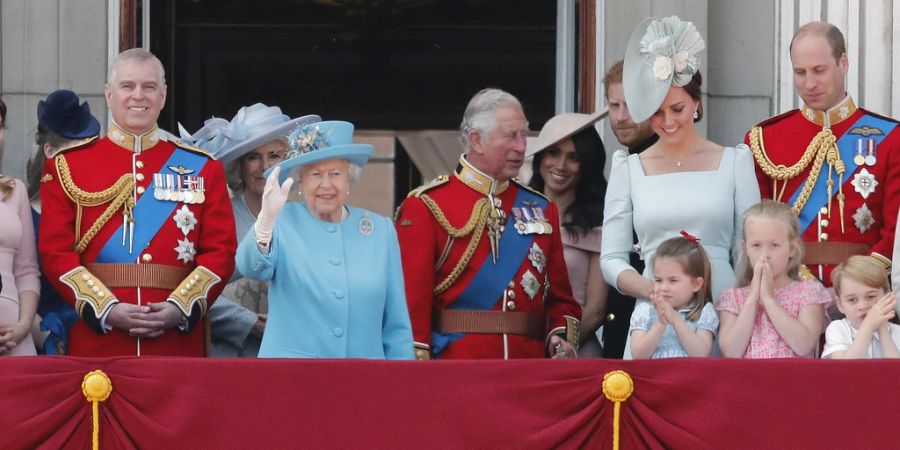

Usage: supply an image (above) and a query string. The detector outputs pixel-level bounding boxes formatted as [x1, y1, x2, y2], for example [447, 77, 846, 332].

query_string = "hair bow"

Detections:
[680, 230, 700, 244]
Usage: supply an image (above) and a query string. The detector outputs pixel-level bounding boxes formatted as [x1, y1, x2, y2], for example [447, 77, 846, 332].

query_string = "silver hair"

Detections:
[108, 48, 166, 86]
[293, 161, 363, 184]
[228, 137, 290, 193]
[459, 88, 523, 152]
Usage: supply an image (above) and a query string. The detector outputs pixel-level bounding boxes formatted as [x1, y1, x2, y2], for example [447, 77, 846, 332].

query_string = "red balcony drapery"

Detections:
[1, 357, 896, 449]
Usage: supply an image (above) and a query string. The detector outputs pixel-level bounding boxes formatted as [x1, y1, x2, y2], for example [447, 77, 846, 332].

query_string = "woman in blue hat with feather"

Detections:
[236, 120, 414, 359]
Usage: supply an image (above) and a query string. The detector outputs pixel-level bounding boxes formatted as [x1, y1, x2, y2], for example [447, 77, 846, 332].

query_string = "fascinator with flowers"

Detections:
[178, 103, 320, 165]
[263, 120, 374, 183]
[623, 16, 705, 123]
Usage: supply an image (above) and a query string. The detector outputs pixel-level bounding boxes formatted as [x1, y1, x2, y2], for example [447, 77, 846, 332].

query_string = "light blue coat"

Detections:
[236, 203, 414, 359]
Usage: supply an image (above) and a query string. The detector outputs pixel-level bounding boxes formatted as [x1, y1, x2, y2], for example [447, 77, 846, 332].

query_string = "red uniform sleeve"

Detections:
[870, 129, 900, 260]
[190, 159, 237, 311]
[542, 202, 582, 335]
[395, 196, 438, 351]
[38, 156, 84, 308]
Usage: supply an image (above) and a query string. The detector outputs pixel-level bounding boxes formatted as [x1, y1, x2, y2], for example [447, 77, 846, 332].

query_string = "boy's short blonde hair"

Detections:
[831, 255, 890, 296]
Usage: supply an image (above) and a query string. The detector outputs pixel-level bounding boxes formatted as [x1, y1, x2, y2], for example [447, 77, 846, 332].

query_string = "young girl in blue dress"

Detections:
[630, 232, 719, 358]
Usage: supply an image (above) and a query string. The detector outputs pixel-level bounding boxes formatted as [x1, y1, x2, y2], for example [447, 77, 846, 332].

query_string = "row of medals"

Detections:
[512, 206, 552, 235]
[152, 173, 206, 204]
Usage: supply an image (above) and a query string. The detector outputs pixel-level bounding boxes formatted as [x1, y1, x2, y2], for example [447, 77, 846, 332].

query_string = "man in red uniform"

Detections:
[747, 22, 900, 285]
[39, 49, 236, 356]
[396, 88, 582, 360]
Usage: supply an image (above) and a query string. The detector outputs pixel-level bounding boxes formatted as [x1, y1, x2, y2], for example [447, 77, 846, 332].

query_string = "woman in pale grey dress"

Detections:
[600, 16, 760, 357]
[182, 104, 319, 356]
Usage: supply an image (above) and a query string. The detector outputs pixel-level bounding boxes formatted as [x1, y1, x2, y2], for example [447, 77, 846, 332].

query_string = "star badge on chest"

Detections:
[852, 204, 875, 234]
[520, 270, 540, 300]
[173, 205, 198, 235]
[174, 238, 197, 263]
[528, 243, 546, 273]
[850, 168, 878, 199]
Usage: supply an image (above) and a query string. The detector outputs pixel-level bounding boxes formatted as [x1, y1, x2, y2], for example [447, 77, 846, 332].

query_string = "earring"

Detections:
[693, 110, 699, 120]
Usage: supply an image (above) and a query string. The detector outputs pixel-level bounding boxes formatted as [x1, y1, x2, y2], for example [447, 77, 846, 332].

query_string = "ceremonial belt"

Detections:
[802, 242, 869, 266]
[84, 263, 191, 290]
[434, 309, 545, 341]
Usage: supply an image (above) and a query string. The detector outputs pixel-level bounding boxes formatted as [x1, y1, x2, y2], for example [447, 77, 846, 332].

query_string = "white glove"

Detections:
[254, 166, 294, 246]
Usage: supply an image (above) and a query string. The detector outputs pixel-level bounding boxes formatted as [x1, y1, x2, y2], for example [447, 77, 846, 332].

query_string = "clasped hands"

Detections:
[0, 321, 30, 355]
[107, 301, 185, 338]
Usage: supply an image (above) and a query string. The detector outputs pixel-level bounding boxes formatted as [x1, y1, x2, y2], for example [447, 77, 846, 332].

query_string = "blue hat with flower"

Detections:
[623, 16, 705, 123]
[37, 90, 101, 139]
[263, 120, 374, 183]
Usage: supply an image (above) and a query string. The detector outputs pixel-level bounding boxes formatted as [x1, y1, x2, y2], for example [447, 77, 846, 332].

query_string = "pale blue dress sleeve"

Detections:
[381, 219, 415, 360]
[235, 223, 277, 282]
[601, 150, 639, 292]
[695, 303, 720, 336]
[628, 301, 653, 334]
[731, 144, 762, 259]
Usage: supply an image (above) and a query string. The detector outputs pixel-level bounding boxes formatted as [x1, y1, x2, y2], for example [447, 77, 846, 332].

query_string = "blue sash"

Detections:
[789, 113, 897, 233]
[97, 148, 208, 263]
[432, 188, 546, 357]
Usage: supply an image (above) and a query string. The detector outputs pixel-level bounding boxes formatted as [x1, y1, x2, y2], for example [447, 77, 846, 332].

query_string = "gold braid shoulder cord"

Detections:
[419, 194, 490, 295]
[56, 156, 135, 253]
[748, 126, 837, 215]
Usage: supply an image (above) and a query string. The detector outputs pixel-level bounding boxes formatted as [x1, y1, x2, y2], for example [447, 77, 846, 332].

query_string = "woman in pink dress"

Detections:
[0, 98, 40, 356]
[527, 112, 609, 357]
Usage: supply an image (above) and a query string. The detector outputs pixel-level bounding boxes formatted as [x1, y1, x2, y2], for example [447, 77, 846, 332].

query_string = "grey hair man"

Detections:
[395, 87, 582, 361]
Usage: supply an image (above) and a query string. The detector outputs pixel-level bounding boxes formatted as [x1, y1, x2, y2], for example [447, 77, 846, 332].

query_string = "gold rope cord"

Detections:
[56, 156, 135, 253]
[420, 195, 490, 295]
[82, 370, 113, 450]
[749, 126, 837, 214]
[602, 370, 634, 450]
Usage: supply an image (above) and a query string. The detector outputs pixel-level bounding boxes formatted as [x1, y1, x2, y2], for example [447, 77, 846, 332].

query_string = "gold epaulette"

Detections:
[546, 316, 581, 354]
[511, 178, 549, 201]
[171, 139, 216, 160]
[167, 266, 221, 316]
[871, 252, 892, 270]
[408, 175, 449, 198]
[49, 135, 100, 157]
[60, 266, 119, 320]
[414, 342, 431, 360]
[751, 109, 796, 130]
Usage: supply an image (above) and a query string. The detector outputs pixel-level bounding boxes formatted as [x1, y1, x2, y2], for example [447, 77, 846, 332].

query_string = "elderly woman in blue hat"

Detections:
[600, 16, 760, 358]
[236, 120, 414, 359]
[182, 104, 319, 357]
[24, 90, 101, 354]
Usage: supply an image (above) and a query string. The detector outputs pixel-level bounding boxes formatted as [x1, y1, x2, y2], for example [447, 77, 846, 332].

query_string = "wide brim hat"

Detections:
[37, 89, 101, 139]
[202, 103, 322, 165]
[623, 16, 705, 124]
[526, 109, 608, 158]
[264, 120, 373, 183]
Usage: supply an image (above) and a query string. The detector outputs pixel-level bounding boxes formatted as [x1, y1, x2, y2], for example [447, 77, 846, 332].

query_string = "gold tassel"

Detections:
[603, 370, 634, 450]
[82, 370, 113, 450]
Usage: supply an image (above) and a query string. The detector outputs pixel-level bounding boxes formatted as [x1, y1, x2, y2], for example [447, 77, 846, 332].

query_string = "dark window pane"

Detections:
[152, 0, 556, 132]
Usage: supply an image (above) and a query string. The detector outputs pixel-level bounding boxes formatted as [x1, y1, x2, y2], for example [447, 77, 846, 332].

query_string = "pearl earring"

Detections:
[693, 110, 699, 120]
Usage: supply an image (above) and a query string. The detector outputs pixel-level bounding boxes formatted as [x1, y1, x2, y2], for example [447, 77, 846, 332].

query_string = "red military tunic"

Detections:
[746, 96, 900, 285]
[39, 123, 236, 356]
[396, 156, 581, 359]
